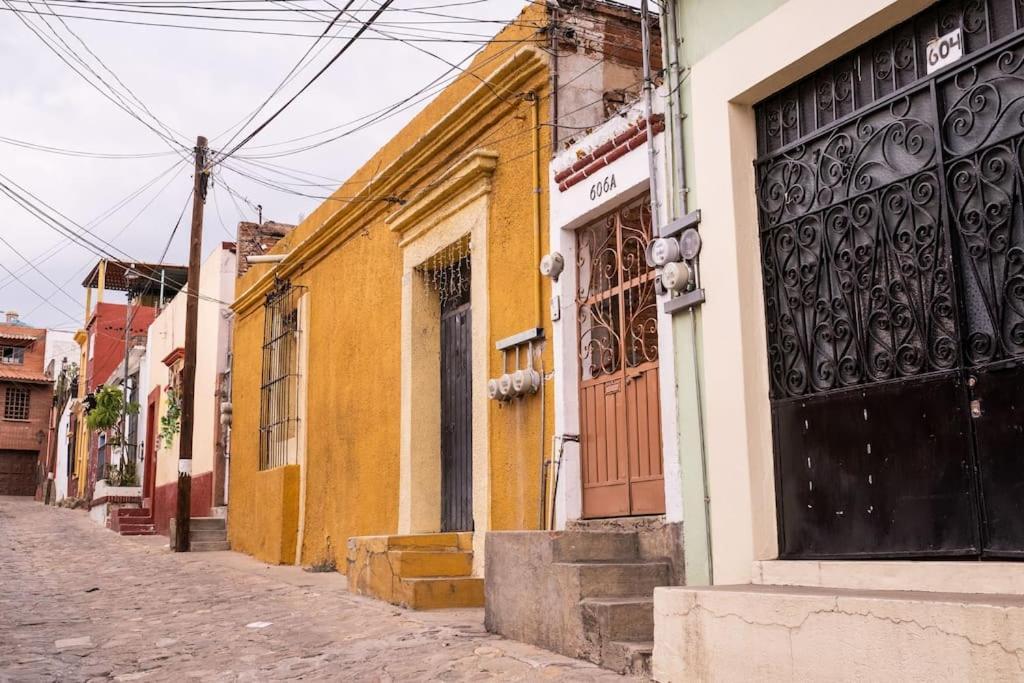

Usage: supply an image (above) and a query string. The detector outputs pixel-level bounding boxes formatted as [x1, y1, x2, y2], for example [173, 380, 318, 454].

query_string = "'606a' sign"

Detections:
[926, 28, 963, 74]
[589, 174, 617, 201]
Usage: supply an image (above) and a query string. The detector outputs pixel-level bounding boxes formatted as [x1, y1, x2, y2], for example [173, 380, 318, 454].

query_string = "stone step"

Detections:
[397, 576, 484, 610]
[387, 532, 471, 551]
[189, 529, 228, 543]
[187, 517, 226, 531]
[387, 550, 473, 578]
[115, 507, 152, 518]
[551, 532, 638, 562]
[118, 524, 156, 536]
[653, 585, 1024, 681]
[189, 540, 230, 552]
[581, 596, 654, 643]
[557, 561, 670, 599]
[603, 640, 652, 677]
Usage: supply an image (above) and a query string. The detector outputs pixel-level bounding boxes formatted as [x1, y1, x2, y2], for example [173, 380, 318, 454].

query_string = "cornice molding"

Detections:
[233, 47, 547, 316]
[387, 150, 498, 247]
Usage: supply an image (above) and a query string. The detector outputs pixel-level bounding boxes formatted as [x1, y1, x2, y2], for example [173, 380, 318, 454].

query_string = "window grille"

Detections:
[4, 386, 30, 420]
[0, 346, 25, 365]
[259, 282, 302, 470]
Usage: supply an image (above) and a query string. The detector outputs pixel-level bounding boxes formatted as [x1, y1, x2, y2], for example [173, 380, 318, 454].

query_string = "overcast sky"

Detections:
[0, 0, 549, 331]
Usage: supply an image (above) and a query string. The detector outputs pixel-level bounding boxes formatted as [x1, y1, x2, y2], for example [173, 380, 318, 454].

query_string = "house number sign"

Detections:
[926, 28, 963, 74]
[589, 174, 617, 202]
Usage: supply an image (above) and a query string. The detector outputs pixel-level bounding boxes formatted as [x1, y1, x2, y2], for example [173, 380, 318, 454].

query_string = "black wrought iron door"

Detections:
[440, 294, 473, 533]
[755, 0, 1024, 558]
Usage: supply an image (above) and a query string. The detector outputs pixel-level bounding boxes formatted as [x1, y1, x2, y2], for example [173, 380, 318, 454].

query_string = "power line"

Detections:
[210, 0, 396, 167]
[0, 135, 174, 159]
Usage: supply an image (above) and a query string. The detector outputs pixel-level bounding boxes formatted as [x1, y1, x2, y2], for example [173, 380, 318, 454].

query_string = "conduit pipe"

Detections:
[246, 254, 288, 264]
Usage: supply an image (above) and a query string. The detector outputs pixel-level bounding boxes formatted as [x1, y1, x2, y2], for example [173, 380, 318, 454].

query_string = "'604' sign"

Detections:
[927, 28, 963, 74]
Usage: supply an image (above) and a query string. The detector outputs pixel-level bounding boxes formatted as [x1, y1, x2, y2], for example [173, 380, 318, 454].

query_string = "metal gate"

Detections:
[576, 195, 664, 518]
[440, 258, 473, 533]
[0, 450, 37, 496]
[755, 0, 1024, 558]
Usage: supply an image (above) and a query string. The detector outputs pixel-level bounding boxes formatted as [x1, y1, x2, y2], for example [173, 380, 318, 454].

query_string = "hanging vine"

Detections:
[159, 388, 182, 449]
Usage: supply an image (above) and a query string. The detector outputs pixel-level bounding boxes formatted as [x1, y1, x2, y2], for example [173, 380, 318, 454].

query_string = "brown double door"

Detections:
[576, 196, 664, 518]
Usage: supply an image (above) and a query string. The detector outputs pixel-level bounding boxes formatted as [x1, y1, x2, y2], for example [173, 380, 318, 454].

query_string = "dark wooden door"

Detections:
[143, 389, 159, 501]
[0, 450, 37, 496]
[576, 196, 664, 518]
[440, 296, 473, 532]
[754, 0, 1024, 558]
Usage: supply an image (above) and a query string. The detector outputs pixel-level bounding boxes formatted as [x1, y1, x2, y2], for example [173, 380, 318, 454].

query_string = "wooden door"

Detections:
[0, 450, 37, 496]
[576, 196, 664, 518]
[143, 389, 159, 502]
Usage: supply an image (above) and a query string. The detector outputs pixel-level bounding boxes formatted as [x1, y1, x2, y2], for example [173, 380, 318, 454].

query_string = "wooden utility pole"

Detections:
[174, 135, 208, 552]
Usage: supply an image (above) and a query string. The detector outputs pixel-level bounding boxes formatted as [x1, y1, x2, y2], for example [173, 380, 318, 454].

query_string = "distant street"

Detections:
[0, 498, 625, 682]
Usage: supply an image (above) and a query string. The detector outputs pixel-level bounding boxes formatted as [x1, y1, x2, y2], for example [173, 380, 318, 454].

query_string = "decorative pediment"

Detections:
[387, 150, 498, 246]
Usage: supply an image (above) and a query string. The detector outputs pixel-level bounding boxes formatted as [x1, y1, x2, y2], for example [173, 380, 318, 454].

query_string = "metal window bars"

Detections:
[3, 386, 29, 420]
[259, 280, 302, 471]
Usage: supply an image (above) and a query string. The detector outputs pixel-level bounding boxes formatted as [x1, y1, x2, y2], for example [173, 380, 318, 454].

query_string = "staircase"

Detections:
[186, 517, 229, 551]
[485, 528, 680, 678]
[347, 532, 484, 609]
[108, 507, 156, 536]
[555, 532, 668, 677]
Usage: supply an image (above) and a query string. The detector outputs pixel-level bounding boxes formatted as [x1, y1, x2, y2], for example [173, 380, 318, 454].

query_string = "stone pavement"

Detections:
[0, 498, 630, 682]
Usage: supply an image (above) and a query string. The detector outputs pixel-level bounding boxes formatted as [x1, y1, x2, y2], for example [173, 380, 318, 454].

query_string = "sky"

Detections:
[0, 0, 545, 331]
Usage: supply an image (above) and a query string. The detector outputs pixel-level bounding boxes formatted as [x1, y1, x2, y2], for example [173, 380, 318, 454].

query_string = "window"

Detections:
[4, 386, 30, 420]
[259, 283, 301, 470]
[0, 346, 25, 365]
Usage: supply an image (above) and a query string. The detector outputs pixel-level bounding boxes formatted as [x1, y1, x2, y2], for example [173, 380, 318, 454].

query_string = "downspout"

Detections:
[640, 0, 661, 222]
[661, 0, 713, 585]
[530, 90, 548, 530]
[549, 4, 560, 155]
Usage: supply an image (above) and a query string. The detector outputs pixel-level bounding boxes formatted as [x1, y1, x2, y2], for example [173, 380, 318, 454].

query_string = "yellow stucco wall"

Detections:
[227, 463, 300, 564]
[229, 5, 562, 569]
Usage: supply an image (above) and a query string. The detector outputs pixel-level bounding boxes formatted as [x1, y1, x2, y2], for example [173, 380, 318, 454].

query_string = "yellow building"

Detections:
[228, 1, 653, 606]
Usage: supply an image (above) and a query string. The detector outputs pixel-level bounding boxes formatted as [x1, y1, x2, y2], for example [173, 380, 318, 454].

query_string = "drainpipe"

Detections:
[530, 90, 548, 530]
[640, 0, 661, 223]
[661, 0, 714, 585]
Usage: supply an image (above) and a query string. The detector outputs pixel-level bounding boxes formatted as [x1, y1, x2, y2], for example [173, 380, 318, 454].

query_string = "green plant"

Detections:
[103, 460, 138, 487]
[85, 385, 139, 446]
[160, 388, 182, 449]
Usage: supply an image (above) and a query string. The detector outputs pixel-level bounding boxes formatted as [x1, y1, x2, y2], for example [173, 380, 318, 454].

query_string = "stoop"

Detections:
[347, 533, 483, 609]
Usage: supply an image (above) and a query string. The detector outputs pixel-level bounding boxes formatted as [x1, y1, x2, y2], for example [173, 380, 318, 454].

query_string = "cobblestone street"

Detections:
[0, 498, 626, 682]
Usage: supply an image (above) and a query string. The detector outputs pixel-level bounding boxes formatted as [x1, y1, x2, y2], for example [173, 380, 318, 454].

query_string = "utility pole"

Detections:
[174, 135, 208, 552]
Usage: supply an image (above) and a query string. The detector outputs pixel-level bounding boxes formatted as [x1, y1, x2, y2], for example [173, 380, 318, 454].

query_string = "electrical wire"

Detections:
[210, 0, 396, 167]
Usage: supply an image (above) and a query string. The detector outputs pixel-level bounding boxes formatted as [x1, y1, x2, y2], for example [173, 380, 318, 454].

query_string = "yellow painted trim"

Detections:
[232, 47, 546, 317]
[387, 149, 498, 245]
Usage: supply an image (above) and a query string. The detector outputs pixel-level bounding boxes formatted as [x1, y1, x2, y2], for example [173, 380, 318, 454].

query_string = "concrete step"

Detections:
[189, 540, 230, 552]
[552, 532, 638, 562]
[581, 596, 654, 643]
[387, 549, 473, 578]
[387, 532, 471, 551]
[557, 561, 670, 599]
[188, 517, 226, 531]
[603, 640, 652, 677]
[118, 524, 156, 536]
[398, 576, 485, 610]
[189, 529, 227, 543]
[653, 585, 1024, 681]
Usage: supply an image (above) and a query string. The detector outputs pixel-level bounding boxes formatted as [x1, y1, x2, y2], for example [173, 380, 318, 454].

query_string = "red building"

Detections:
[0, 312, 52, 496]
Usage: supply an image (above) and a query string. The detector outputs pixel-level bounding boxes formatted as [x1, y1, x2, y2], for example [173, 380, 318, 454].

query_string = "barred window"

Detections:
[1, 346, 25, 365]
[259, 283, 301, 470]
[4, 386, 29, 420]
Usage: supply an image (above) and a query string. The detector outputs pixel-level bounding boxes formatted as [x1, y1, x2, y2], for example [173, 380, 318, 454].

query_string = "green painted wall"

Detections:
[661, 0, 787, 586]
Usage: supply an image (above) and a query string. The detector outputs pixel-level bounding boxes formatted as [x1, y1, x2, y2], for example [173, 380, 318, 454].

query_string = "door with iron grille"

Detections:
[440, 259, 473, 533]
[576, 195, 664, 518]
[755, 0, 1024, 558]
